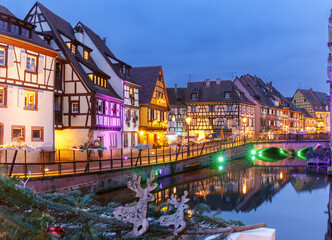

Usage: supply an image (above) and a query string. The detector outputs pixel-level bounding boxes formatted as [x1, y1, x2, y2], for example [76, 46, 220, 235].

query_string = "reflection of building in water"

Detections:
[154, 167, 306, 213]
[290, 175, 328, 193]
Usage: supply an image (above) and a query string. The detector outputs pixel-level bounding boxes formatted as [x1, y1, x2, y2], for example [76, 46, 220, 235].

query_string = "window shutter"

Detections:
[7, 46, 14, 67]
[148, 109, 151, 121]
[38, 55, 44, 73]
[20, 50, 27, 70]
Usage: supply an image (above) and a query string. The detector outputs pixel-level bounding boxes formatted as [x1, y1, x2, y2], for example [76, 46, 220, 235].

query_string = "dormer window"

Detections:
[11, 24, 19, 35]
[87, 73, 108, 88]
[191, 93, 197, 100]
[71, 44, 76, 54]
[0, 20, 8, 31]
[83, 49, 89, 60]
[21, 28, 30, 38]
[66, 42, 76, 54]
[224, 92, 230, 99]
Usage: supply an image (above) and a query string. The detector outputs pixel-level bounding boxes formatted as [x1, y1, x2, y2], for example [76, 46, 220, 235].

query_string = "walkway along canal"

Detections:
[15, 133, 329, 193]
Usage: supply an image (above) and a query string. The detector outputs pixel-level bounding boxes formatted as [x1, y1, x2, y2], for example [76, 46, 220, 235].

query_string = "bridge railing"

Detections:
[0, 133, 329, 178]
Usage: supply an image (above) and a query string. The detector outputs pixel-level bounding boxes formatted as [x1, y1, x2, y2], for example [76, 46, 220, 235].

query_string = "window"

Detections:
[110, 134, 117, 148]
[71, 44, 76, 54]
[26, 54, 37, 72]
[209, 105, 214, 112]
[54, 95, 61, 112]
[0, 86, 6, 107]
[21, 28, 30, 38]
[66, 42, 71, 49]
[97, 100, 105, 114]
[0, 20, 8, 31]
[71, 101, 79, 114]
[224, 92, 230, 99]
[12, 126, 25, 141]
[88, 73, 94, 81]
[31, 127, 44, 142]
[11, 24, 20, 35]
[83, 49, 89, 60]
[112, 103, 117, 115]
[191, 106, 196, 112]
[0, 48, 6, 66]
[24, 91, 37, 109]
[227, 105, 232, 112]
[191, 93, 197, 100]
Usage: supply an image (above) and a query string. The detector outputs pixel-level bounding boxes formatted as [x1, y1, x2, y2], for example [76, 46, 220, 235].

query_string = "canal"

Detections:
[98, 161, 329, 239]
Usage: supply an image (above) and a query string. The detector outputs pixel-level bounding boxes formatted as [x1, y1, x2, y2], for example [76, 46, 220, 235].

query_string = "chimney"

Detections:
[205, 78, 210, 87]
[174, 83, 177, 94]
[103, 37, 107, 44]
[216, 78, 221, 85]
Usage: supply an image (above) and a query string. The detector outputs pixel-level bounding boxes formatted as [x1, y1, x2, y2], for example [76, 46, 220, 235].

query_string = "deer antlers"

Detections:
[127, 171, 157, 198]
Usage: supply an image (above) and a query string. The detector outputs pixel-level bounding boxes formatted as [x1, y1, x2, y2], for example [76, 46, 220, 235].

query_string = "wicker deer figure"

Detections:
[113, 171, 158, 236]
[158, 190, 190, 235]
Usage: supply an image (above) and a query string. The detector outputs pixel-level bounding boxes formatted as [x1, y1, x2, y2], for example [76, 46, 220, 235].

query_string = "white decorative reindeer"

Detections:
[113, 171, 158, 236]
[158, 190, 190, 235]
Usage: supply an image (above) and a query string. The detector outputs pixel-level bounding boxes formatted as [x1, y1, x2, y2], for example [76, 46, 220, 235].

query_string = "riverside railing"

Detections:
[0, 133, 329, 178]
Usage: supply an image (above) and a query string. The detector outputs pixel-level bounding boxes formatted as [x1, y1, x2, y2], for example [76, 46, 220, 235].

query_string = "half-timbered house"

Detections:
[0, 5, 58, 161]
[25, 2, 123, 149]
[131, 66, 170, 148]
[72, 22, 140, 149]
[234, 74, 284, 134]
[167, 84, 187, 136]
[291, 89, 330, 133]
[185, 79, 255, 139]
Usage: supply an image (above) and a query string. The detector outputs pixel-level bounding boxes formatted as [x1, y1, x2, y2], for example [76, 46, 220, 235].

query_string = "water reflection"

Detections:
[98, 166, 327, 212]
[98, 166, 329, 239]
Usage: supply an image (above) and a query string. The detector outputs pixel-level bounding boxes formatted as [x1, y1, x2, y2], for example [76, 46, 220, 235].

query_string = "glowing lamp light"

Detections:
[218, 156, 224, 162]
[279, 172, 283, 179]
[251, 156, 255, 161]
[219, 166, 223, 171]
[172, 116, 176, 122]
[187, 210, 193, 218]
[139, 131, 144, 135]
[124, 156, 128, 160]
[242, 117, 247, 124]
[251, 150, 256, 155]
[185, 116, 192, 125]
[45, 168, 49, 172]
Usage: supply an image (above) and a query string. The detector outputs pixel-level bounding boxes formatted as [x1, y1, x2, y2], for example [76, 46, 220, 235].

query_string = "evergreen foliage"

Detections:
[0, 174, 245, 239]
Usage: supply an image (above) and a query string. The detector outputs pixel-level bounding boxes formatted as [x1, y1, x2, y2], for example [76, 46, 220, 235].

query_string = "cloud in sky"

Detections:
[4, 0, 332, 96]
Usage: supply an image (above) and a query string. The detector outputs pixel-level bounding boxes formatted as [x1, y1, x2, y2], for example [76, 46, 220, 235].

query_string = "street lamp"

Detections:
[185, 116, 192, 156]
[242, 117, 247, 134]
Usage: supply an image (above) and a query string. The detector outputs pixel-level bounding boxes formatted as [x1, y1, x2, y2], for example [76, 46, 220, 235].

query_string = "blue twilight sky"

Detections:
[2, 0, 331, 97]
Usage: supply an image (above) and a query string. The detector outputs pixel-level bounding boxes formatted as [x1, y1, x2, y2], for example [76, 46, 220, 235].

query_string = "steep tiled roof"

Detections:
[0, 5, 54, 50]
[236, 74, 279, 108]
[130, 66, 163, 104]
[285, 98, 301, 112]
[27, 2, 121, 99]
[185, 80, 254, 104]
[167, 87, 186, 106]
[78, 22, 136, 84]
[298, 89, 328, 112]
[298, 108, 314, 118]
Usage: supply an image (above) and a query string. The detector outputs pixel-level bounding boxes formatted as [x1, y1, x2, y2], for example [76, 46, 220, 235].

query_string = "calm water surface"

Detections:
[98, 165, 330, 240]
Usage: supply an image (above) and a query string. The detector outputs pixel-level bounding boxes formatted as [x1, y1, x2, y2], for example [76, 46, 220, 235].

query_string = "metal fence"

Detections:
[0, 133, 329, 178]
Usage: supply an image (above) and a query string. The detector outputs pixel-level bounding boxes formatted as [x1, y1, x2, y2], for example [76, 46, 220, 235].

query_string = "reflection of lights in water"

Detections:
[159, 183, 162, 189]
[279, 172, 283, 179]
[159, 169, 163, 175]
[124, 156, 128, 160]
[160, 206, 168, 212]
[45, 168, 49, 172]
[242, 181, 247, 194]
[187, 210, 193, 217]
[173, 187, 176, 194]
